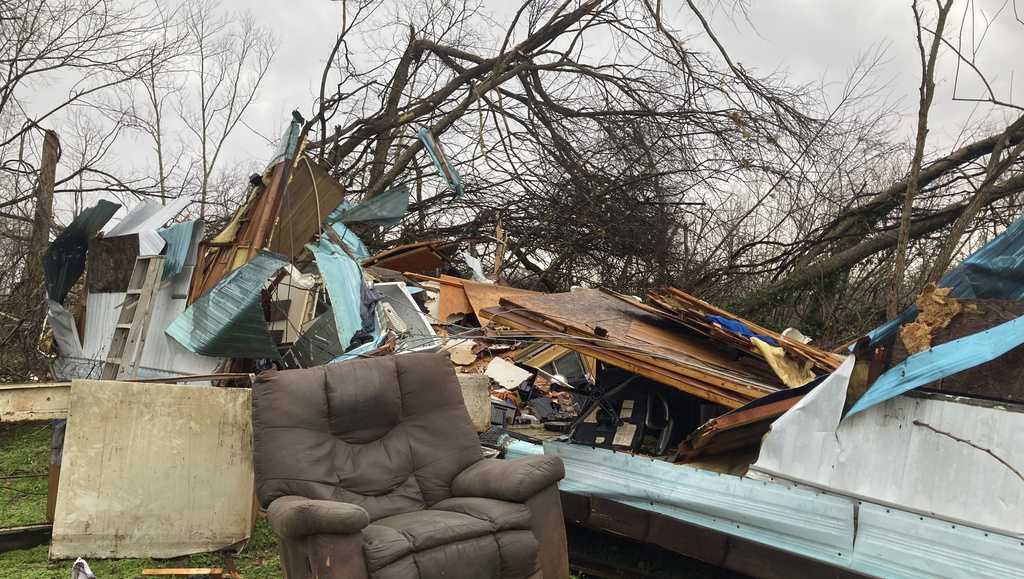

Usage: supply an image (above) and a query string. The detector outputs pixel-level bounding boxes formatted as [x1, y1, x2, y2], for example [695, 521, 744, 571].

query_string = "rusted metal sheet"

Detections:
[363, 240, 461, 273]
[268, 158, 346, 262]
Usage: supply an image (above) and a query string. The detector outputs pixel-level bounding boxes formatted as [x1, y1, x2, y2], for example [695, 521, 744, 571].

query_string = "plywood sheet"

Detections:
[50, 380, 253, 559]
[269, 159, 345, 261]
[461, 280, 539, 326]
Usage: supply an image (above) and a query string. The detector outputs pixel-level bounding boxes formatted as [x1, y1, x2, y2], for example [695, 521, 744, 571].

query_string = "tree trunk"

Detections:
[23, 129, 59, 368]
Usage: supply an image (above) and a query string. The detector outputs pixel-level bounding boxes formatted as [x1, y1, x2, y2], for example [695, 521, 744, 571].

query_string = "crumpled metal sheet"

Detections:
[166, 250, 286, 359]
[43, 200, 120, 304]
[752, 354, 1024, 538]
[158, 220, 202, 280]
[103, 196, 192, 256]
[327, 185, 408, 227]
[309, 237, 367, 352]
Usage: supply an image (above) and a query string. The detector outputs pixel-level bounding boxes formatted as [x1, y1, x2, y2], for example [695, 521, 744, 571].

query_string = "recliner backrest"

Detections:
[253, 352, 483, 520]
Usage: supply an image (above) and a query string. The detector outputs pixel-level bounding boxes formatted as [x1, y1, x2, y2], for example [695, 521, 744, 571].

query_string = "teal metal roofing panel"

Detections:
[853, 503, 1024, 578]
[327, 185, 409, 227]
[542, 441, 856, 567]
[165, 250, 286, 360]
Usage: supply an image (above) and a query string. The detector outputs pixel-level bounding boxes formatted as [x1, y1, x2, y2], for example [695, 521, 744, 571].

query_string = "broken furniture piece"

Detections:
[253, 353, 570, 578]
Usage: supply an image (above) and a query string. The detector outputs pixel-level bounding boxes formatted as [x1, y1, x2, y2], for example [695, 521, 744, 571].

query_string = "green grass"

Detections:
[0, 424, 282, 578]
[0, 423, 50, 527]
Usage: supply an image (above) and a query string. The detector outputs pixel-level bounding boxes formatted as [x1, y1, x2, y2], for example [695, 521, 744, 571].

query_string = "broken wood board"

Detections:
[438, 274, 472, 321]
[50, 380, 253, 559]
[0, 383, 69, 422]
[142, 569, 224, 576]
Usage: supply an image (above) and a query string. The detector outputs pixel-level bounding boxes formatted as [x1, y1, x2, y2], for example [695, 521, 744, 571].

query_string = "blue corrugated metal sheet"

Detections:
[537, 441, 856, 566]
[327, 186, 409, 227]
[166, 251, 286, 359]
[330, 221, 370, 261]
[867, 215, 1024, 348]
[848, 314, 1024, 415]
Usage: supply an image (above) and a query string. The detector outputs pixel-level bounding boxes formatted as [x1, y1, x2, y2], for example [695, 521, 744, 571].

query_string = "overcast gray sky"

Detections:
[208, 0, 1022, 171]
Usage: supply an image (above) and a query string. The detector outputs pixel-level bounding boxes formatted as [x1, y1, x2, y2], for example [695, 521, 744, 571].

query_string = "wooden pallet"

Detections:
[100, 255, 165, 380]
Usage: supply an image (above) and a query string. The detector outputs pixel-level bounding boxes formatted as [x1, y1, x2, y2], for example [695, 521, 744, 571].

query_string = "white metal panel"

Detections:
[103, 196, 192, 255]
[750, 356, 1024, 537]
[80, 281, 220, 379]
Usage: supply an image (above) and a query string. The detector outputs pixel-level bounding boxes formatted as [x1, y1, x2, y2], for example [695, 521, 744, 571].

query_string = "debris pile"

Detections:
[6, 111, 1024, 579]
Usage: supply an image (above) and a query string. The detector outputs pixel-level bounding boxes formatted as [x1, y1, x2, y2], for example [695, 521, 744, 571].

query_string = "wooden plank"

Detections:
[142, 569, 223, 576]
[483, 308, 750, 408]
[0, 383, 70, 422]
[120, 256, 165, 378]
[0, 524, 52, 554]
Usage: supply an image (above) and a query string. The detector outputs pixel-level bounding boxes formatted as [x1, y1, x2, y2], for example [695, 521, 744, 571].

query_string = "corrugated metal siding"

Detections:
[544, 441, 856, 567]
[505, 439, 1024, 578]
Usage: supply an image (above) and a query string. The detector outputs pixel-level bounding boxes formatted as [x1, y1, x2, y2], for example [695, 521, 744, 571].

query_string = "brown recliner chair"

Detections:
[253, 352, 570, 579]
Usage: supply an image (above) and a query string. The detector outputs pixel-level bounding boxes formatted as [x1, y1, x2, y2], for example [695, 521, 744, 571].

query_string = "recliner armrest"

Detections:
[267, 496, 370, 538]
[452, 456, 565, 502]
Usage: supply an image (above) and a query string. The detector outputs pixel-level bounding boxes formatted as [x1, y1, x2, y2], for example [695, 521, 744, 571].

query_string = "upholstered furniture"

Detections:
[253, 352, 569, 579]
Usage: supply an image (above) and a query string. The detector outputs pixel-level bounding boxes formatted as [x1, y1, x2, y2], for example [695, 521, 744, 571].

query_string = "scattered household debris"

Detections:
[7, 105, 1023, 579]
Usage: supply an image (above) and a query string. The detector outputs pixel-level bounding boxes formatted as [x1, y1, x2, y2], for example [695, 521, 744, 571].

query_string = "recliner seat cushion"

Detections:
[362, 502, 537, 577]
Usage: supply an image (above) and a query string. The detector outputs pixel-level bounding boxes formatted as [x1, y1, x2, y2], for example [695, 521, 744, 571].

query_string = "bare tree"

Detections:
[180, 0, 275, 218]
[887, 0, 956, 317]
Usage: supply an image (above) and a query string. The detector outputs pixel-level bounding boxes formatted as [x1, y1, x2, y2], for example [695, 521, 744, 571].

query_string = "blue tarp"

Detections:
[309, 237, 368, 352]
[166, 250, 286, 360]
[158, 220, 199, 280]
[326, 185, 409, 228]
[847, 313, 1024, 416]
[706, 315, 779, 346]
